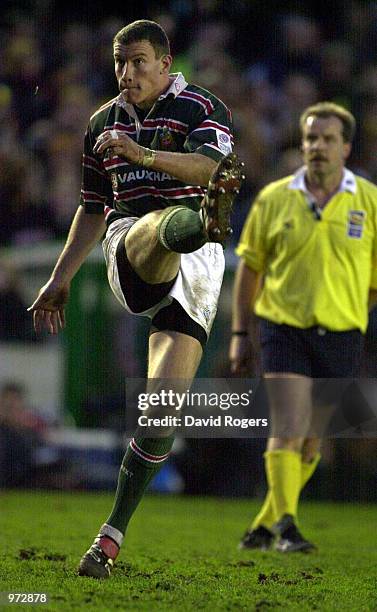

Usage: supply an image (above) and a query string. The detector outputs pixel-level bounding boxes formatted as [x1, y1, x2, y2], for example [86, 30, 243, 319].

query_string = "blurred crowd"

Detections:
[0, 2, 377, 498]
[0, 381, 61, 487]
[2, 1, 377, 247]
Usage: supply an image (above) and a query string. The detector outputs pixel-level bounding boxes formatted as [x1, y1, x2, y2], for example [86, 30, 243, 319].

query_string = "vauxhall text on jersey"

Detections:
[80, 73, 234, 224]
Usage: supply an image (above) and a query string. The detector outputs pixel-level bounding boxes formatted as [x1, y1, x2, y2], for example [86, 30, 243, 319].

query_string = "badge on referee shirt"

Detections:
[347, 210, 366, 238]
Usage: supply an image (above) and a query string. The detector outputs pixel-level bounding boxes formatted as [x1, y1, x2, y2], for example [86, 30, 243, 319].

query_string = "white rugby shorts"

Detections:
[102, 217, 225, 336]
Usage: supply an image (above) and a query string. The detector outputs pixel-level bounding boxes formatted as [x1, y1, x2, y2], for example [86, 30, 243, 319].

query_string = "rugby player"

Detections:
[230, 102, 377, 552]
[29, 20, 243, 578]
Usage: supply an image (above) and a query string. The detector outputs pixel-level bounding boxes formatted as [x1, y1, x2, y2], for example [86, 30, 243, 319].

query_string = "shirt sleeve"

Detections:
[184, 97, 234, 162]
[235, 195, 267, 272]
[79, 124, 113, 214]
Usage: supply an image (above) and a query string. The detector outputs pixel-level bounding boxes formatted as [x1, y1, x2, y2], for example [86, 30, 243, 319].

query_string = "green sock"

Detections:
[106, 436, 174, 535]
[158, 206, 207, 253]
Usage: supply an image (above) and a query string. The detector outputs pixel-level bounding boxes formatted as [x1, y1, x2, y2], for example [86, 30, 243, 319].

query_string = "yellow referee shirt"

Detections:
[236, 167, 377, 332]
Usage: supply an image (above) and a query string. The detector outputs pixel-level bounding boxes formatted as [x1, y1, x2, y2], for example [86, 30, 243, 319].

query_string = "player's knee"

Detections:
[125, 213, 160, 252]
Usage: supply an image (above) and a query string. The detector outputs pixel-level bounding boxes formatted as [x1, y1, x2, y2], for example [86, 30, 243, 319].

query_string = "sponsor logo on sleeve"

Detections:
[216, 129, 232, 154]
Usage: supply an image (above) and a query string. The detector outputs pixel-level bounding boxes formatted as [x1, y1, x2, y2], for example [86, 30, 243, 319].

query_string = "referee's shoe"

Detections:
[239, 526, 274, 551]
[273, 514, 316, 553]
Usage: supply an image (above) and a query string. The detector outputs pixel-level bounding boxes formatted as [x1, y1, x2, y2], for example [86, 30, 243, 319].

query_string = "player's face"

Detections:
[302, 116, 351, 177]
[113, 40, 172, 110]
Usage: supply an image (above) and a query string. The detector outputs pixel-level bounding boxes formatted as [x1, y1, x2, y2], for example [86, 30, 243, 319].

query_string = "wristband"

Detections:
[232, 331, 248, 336]
[140, 147, 157, 167]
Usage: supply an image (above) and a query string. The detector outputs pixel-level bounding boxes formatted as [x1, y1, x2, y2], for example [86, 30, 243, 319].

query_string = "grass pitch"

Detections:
[0, 491, 376, 611]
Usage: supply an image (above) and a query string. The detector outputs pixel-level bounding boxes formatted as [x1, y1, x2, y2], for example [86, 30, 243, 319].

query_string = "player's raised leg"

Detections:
[123, 152, 243, 284]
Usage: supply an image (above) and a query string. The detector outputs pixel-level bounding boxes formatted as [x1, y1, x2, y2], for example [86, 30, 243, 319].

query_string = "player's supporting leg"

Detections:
[79, 331, 203, 578]
[123, 152, 243, 284]
[240, 376, 317, 552]
[101, 331, 202, 538]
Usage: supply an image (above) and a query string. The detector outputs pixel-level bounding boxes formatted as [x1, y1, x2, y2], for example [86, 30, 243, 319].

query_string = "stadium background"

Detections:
[0, 0, 376, 500]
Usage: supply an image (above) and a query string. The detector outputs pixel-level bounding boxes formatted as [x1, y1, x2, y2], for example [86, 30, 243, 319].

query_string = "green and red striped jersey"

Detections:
[80, 73, 234, 222]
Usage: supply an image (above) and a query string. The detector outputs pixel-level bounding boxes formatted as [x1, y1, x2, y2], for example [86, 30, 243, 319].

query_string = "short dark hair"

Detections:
[113, 20, 170, 58]
[300, 102, 356, 143]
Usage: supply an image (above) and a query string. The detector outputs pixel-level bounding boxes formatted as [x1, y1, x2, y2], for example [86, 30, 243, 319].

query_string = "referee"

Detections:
[230, 102, 377, 552]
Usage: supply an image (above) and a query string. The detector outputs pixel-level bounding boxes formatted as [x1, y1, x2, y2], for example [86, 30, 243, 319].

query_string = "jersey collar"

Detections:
[158, 72, 188, 100]
[114, 73, 188, 139]
[288, 165, 357, 195]
[115, 72, 188, 115]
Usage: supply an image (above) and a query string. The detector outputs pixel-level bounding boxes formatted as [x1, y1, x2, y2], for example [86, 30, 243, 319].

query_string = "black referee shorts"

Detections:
[260, 319, 364, 377]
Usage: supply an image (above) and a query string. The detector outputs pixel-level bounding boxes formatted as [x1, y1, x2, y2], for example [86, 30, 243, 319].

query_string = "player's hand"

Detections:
[229, 335, 258, 376]
[93, 129, 142, 163]
[28, 280, 70, 335]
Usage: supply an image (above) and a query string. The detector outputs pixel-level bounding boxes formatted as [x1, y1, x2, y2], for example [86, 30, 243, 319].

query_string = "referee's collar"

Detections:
[288, 166, 357, 195]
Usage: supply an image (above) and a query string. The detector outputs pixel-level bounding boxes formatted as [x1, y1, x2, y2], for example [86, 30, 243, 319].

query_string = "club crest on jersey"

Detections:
[151, 126, 177, 151]
[347, 210, 366, 238]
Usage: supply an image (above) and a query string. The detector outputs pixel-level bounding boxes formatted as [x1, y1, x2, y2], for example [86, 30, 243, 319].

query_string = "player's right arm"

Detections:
[28, 206, 106, 334]
[29, 119, 111, 335]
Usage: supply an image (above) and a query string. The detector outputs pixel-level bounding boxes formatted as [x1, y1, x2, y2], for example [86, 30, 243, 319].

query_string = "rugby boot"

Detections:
[201, 152, 245, 242]
[273, 514, 316, 553]
[239, 526, 274, 551]
[78, 535, 120, 579]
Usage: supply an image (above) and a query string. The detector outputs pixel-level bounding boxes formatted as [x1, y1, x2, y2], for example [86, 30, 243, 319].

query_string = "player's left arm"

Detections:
[93, 97, 233, 186]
